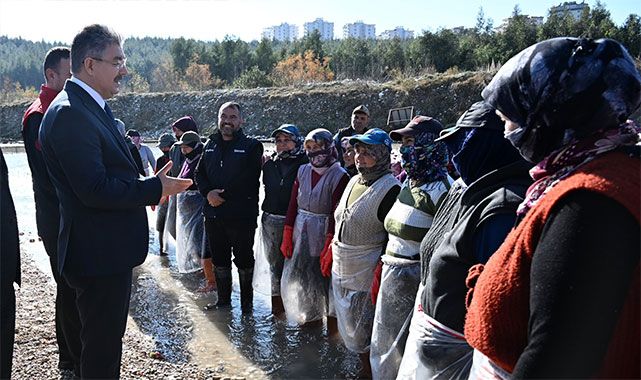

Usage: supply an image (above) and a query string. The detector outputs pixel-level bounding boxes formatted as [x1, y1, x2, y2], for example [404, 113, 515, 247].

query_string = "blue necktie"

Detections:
[104, 103, 117, 127]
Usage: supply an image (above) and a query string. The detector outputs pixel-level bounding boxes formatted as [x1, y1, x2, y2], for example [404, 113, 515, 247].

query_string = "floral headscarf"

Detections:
[400, 131, 448, 184]
[304, 128, 338, 168]
[483, 37, 641, 163]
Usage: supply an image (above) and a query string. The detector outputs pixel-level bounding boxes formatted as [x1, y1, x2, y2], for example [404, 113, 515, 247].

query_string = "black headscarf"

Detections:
[482, 37, 641, 163]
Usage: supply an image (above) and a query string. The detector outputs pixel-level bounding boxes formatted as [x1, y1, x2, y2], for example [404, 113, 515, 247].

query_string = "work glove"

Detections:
[320, 234, 334, 277]
[370, 260, 383, 305]
[280, 225, 294, 259]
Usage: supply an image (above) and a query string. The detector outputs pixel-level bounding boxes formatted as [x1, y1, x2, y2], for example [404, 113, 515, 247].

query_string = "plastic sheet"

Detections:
[175, 190, 206, 273]
[253, 212, 286, 296]
[163, 194, 178, 245]
[332, 240, 382, 353]
[397, 299, 472, 380]
[468, 349, 512, 380]
[280, 210, 330, 324]
[370, 255, 421, 380]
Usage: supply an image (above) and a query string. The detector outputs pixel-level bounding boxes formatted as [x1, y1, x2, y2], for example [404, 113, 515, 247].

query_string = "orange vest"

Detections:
[464, 151, 640, 378]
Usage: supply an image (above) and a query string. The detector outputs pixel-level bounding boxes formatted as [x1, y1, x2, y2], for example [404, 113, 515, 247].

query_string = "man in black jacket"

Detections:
[21, 46, 82, 375]
[334, 104, 370, 164]
[196, 101, 263, 312]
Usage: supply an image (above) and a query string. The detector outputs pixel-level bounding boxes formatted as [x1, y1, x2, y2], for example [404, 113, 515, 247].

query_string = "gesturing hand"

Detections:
[157, 161, 193, 198]
[207, 189, 225, 207]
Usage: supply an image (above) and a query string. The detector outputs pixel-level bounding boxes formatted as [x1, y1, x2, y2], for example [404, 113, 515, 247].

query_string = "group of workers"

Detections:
[1, 23, 639, 380]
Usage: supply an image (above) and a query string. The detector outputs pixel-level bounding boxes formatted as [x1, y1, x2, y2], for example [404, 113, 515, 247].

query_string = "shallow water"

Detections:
[5, 148, 360, 379]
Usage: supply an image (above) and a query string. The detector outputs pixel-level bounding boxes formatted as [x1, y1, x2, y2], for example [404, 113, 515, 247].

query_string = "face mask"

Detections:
[308, 151, 331, 167]
[504, 127, 538, 163]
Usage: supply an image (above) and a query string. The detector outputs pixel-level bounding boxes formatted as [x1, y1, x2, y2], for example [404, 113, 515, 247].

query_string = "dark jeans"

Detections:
[205, 217, 256, 269]
[42, 236, 82, 371]
[0, 278, 15, 380]
[63, 270, 132, 380]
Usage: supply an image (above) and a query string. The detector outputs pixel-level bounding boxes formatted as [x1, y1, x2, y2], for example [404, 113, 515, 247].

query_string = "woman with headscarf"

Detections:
[396, 102, 532, 379]
[340, 136, 358, 177]
[464, 37, 641, 379]
[280, 128, 349, 329]
[369, 116, 451, 380]
[174, 131, 207, 275]
[322, 128, 401, 378]
[256, 124, 308, 316]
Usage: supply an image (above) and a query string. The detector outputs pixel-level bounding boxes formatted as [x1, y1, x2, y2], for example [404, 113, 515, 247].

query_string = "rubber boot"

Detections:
[196, 258, 217, 292]
[205, 266, 231, 309]
[271, 295, 285, 317]
[238, 267, 254, 312]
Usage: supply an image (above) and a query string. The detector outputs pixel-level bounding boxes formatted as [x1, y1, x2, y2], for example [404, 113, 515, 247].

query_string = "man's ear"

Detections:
[45, 67, 55, 82]
[83, 58, 95, 76]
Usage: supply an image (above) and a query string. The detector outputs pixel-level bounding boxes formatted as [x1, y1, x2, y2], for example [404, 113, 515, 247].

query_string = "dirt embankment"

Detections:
[0, 72, 490, 140]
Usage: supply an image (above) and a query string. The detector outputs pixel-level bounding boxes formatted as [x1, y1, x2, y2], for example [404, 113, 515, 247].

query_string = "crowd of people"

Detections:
[0, 23, 639, 380]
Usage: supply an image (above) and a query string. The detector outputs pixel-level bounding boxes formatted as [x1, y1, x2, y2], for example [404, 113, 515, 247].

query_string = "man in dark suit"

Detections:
[38, 24, 192, 379]
[0, 148, 20, 380]
[22, 46, 82, 375]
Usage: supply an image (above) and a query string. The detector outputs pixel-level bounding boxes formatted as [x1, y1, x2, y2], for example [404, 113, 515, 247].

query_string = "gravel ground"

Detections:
[11, 252, 247, 380]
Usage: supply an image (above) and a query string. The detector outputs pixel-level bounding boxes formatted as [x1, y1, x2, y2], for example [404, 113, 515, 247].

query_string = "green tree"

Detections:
[170, 38, 196, 73]
[232, 66, 274, 88]
[617, 14, 641, 57]
[302, 29, 325, 60]
[253, 38, 276, 73]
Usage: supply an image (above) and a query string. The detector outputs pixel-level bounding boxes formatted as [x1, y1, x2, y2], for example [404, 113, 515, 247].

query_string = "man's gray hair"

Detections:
[218, 101, 243, 119]
[71, 24, 122, 74]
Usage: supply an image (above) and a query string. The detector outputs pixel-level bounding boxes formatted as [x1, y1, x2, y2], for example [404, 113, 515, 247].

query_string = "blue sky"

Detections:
[0, 0, 638, 43]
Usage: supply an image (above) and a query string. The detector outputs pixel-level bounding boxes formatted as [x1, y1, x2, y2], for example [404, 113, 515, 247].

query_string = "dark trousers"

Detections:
[205, 217, 256, 269]
[42, 237, 82, 371]
[0, 279, 15, 380]
[63, 270, 132, 380]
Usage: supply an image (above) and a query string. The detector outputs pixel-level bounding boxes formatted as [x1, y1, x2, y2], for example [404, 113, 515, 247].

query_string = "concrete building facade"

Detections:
[261, 23, 299, 42]
[379, 26, 414, 39]
[304, 18, 334, 40]
[343, 21, 376, 39]
[550, 1, 589, 19]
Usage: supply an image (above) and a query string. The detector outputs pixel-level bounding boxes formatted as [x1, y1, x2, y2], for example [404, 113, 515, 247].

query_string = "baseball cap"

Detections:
[389, 116, 443, 141]
[270, 124, 301, 139]
[435, 101, 504, 142]
[157, 133, 176, 148]
[125, 129, 140, 138]
[349, 128, 392, 151]
[175, 131, 201, 148]
[352, 105, 370, 116]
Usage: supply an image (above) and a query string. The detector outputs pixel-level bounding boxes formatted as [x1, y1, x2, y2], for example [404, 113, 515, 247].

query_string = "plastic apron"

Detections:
[332, 240, 382, 353]
[280, 209, 330, 324]
[163, 193, 178, 250]
[370, 255, 421, 380]
[397, 296, 473, 380]
[175, 190, 205, 273]
[253, 212, 286, 296]
[468, 349, 512, 380]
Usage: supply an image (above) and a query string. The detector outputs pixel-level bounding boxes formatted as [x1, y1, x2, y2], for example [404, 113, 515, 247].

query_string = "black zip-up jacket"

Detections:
[261, 153, 308, 216]
[195, 129, 263, 221]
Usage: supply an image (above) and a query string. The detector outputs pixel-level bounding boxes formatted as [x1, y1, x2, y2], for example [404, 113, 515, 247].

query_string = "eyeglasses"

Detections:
[87, 56, 127, 70]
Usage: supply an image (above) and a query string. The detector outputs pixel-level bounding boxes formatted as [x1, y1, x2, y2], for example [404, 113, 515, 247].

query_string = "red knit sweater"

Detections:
[464, 151, 640, 378]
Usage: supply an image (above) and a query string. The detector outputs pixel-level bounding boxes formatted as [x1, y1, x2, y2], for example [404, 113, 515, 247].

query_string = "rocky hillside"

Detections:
[2, 71, 639, 141]
[0, 72, 490, 140]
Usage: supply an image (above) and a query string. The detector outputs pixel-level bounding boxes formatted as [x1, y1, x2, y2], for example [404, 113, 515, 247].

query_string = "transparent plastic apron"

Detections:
[332, 240, 382, 353]
[253, 212, 286, 296]
[397, 294, 473, 380]
[175, 190, 205, 273]
[280, 209, 330, 324]
[370, 254, 421, 380]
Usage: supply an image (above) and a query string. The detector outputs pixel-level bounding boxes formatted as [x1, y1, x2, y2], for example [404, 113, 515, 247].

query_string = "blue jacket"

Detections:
[39, 80, 162, 276]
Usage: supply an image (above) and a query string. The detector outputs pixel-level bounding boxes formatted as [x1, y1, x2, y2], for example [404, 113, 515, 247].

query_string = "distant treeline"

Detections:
[1, 2, 639, 102]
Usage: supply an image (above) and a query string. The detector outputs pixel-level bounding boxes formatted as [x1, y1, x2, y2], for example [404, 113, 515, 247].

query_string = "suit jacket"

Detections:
[39, 80, 162, 276]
